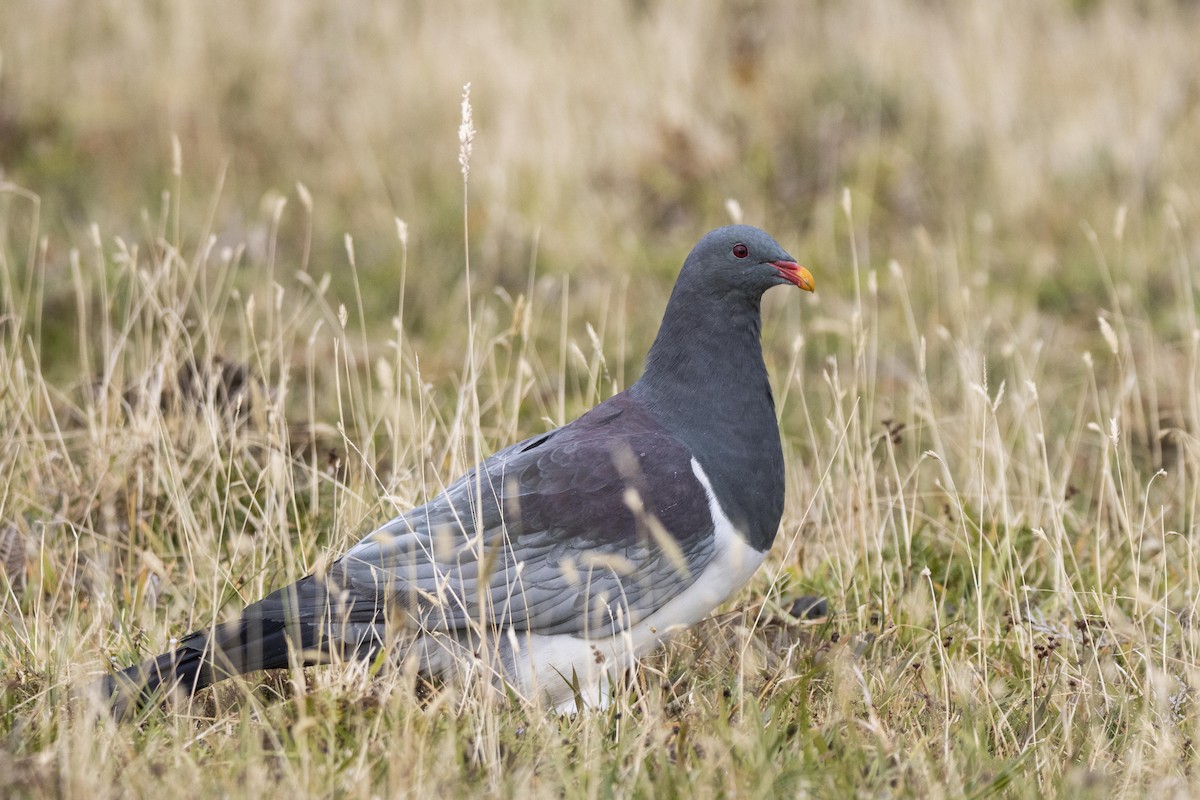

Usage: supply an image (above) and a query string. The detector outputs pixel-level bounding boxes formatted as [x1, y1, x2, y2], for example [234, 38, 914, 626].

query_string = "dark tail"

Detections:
[99, 571, 386, 717]
[101, 617, 306, 718]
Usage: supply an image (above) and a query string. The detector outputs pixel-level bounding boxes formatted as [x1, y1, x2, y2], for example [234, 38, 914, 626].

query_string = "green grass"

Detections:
[4, 1, 1200, 797]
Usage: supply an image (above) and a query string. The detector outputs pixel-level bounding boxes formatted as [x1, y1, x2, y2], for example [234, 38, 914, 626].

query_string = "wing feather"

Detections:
[245, 394, 718, 642]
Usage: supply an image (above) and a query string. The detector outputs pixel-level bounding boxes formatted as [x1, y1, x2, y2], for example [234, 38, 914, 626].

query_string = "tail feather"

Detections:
[100, 572, 387, 717]
[102, 617, 304, 718]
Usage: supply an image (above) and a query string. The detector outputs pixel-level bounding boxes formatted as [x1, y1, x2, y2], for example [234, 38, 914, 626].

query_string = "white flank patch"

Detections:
[507, 458, 768, 711]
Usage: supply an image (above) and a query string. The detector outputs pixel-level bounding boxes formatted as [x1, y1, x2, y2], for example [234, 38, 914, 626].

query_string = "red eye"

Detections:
[732, 244, 749, 259]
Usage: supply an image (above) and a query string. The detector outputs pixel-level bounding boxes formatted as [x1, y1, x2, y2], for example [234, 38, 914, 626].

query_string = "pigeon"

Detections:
[101, 225, 814, 715]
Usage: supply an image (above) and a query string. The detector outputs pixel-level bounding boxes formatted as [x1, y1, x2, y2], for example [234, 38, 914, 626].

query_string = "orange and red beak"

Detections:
[771, 260, 815, 292]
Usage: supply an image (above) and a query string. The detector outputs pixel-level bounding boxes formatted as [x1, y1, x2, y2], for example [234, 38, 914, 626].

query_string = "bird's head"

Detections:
[681, 225, 814, 298]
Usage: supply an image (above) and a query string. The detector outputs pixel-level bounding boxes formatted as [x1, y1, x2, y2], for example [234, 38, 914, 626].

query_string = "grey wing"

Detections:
[338, 421, 718, 639]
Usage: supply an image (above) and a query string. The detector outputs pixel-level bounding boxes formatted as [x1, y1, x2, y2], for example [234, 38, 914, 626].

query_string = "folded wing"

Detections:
[242, 393, 718, 652]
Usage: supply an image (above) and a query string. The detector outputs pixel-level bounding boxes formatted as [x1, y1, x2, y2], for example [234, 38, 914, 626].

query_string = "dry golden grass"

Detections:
[3, 1, 1200, 797]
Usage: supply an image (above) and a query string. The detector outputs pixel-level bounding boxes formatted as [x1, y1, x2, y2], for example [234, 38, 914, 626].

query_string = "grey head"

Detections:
[671, 225, 814, 302]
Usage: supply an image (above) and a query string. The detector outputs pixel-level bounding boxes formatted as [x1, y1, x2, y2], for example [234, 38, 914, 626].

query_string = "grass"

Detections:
[3, 0, 1200, 796]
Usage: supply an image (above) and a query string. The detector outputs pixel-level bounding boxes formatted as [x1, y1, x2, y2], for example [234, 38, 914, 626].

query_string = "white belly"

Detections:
[502, 458, 768, 710]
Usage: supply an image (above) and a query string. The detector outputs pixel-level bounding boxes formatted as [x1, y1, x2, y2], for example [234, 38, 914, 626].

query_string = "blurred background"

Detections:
[4, 0, 1199, 353]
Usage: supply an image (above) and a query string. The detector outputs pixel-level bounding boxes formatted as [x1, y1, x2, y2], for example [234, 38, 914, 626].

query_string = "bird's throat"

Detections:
[631, 291, 785, 550]
[636, 292, 771, 419]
